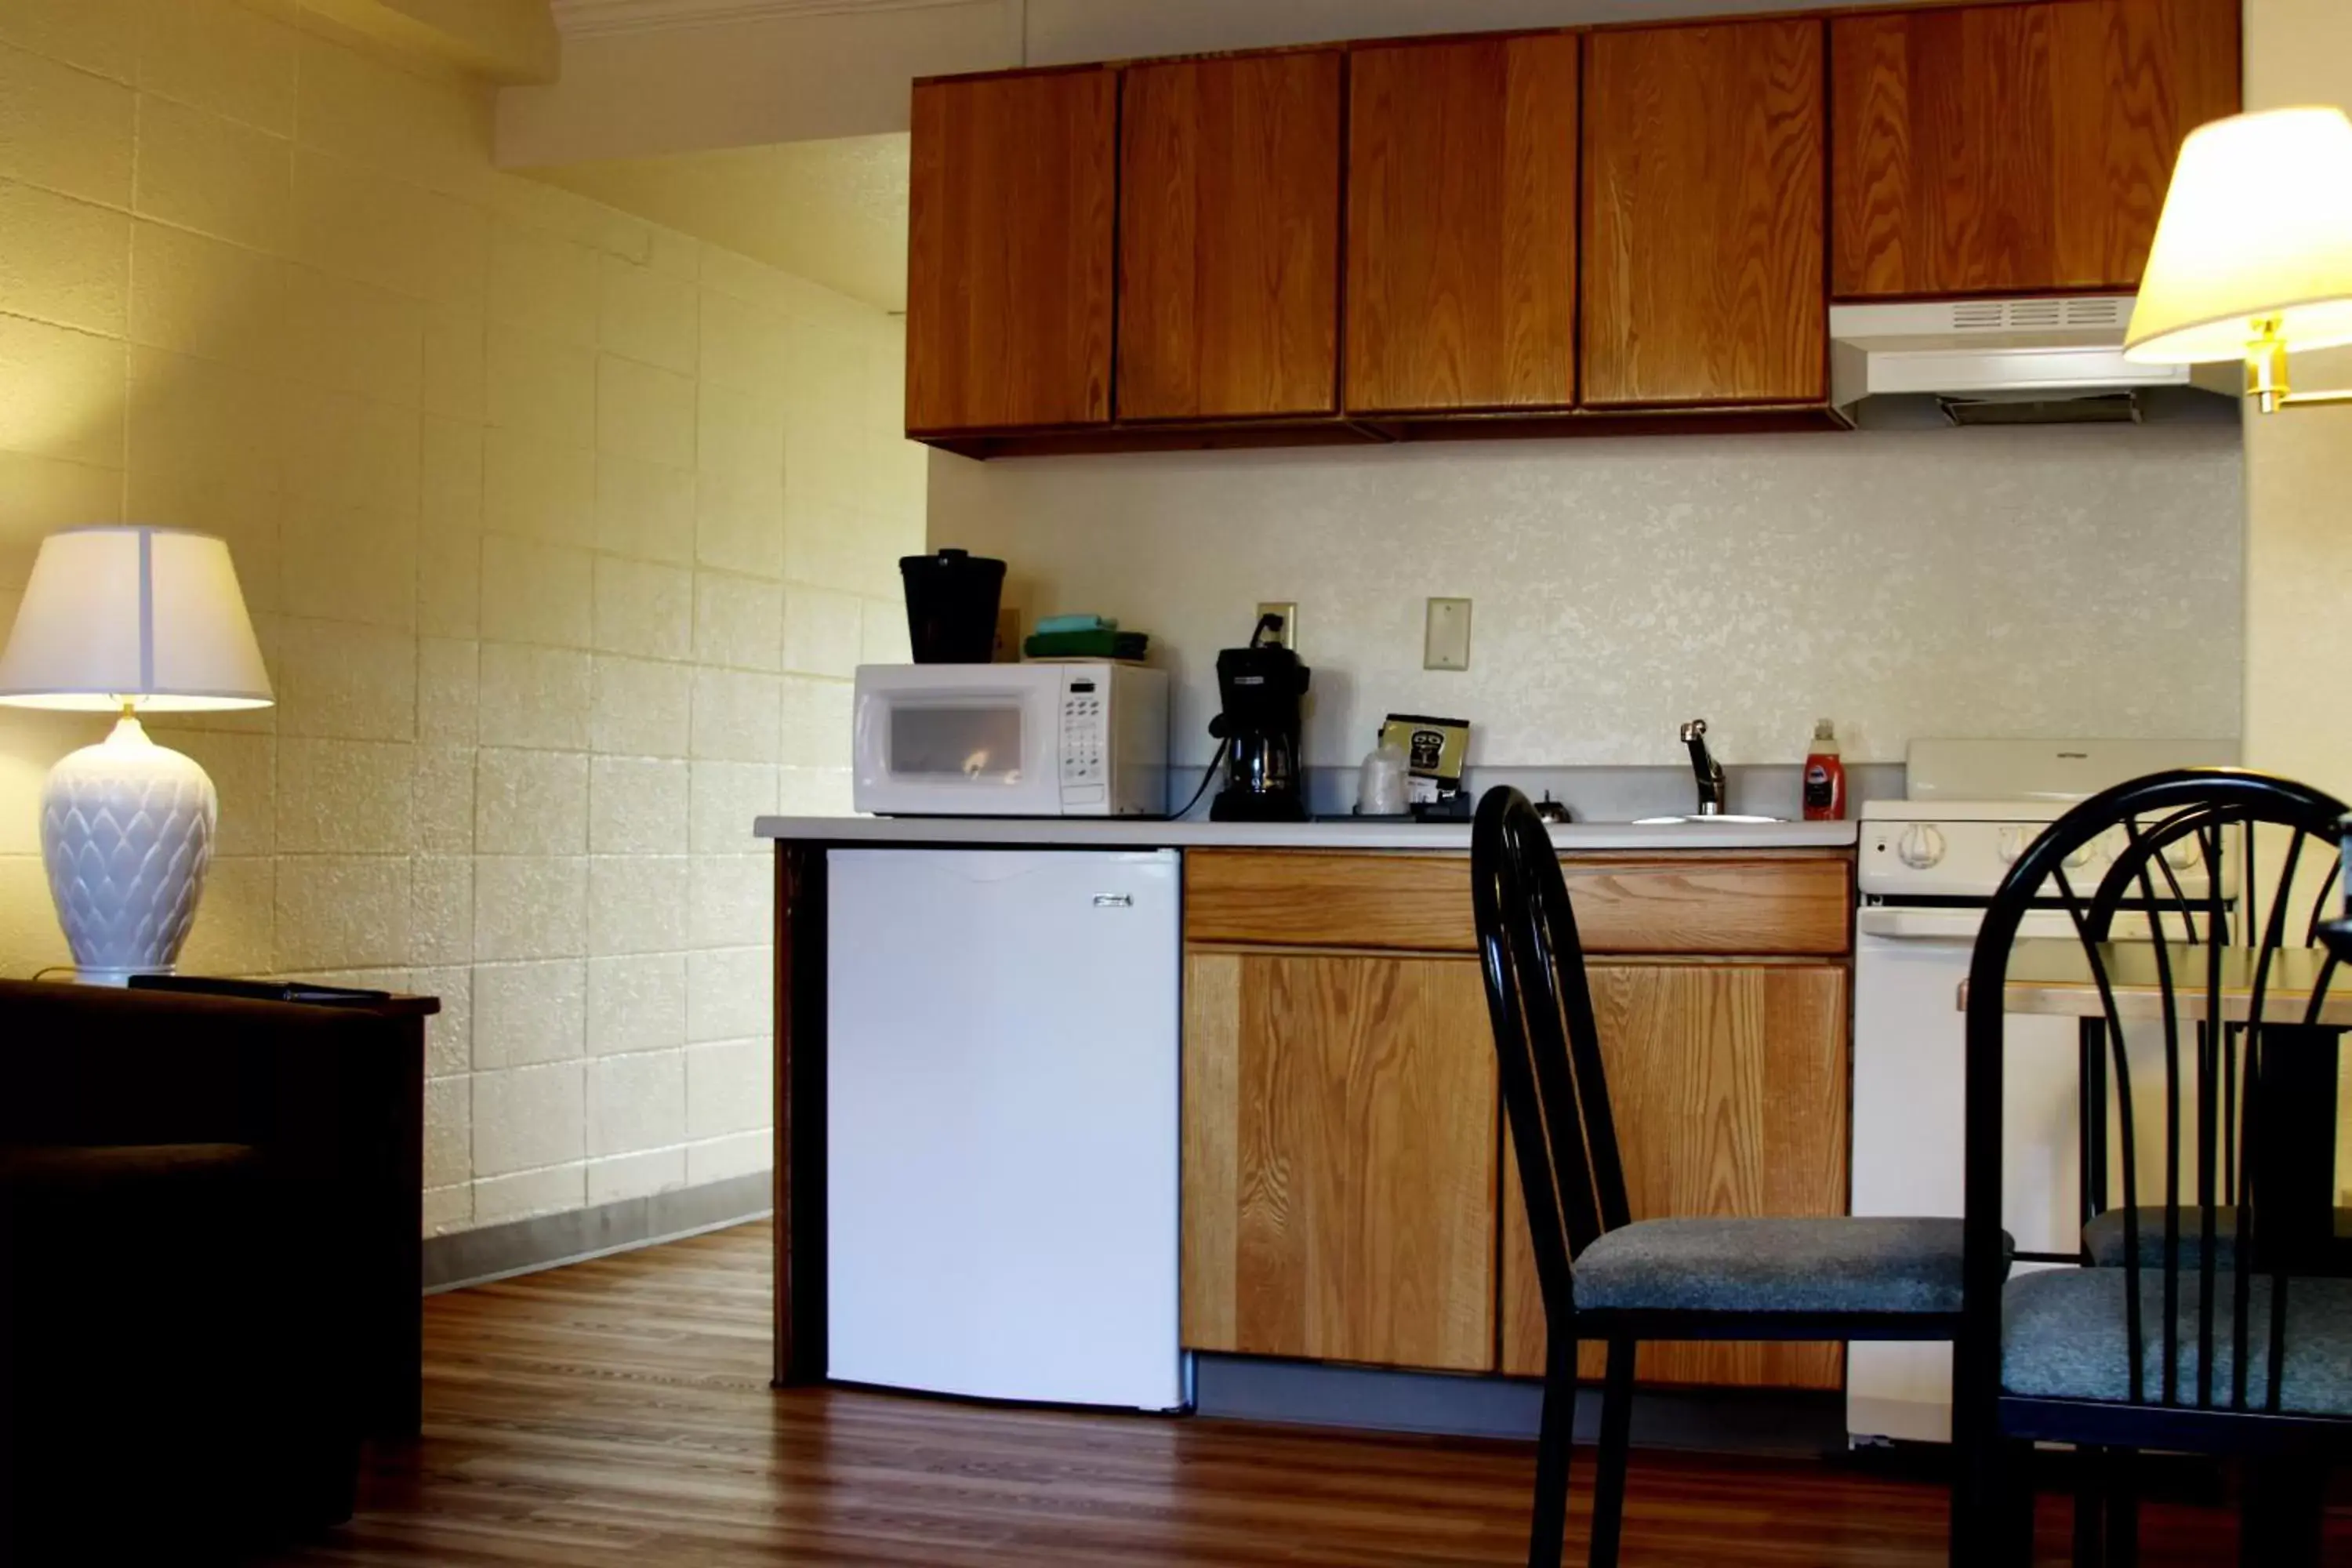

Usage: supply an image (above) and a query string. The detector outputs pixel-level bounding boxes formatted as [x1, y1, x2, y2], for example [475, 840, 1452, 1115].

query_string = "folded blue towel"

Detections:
[1035, 614, 1116, 635]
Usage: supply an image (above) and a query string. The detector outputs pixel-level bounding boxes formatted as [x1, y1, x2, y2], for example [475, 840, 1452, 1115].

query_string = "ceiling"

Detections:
[550, 0, 966, 38]
[536, 132, 911, 312]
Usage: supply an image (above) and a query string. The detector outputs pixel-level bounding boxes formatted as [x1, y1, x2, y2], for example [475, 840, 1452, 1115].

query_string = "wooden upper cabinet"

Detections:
[1344, 34, 1581, 414]
[1831, 0, 2241, 301]
[1582, 20, 1828, 408]
[1118, 51, 1344, 422]
[906, 69, 1116, 434]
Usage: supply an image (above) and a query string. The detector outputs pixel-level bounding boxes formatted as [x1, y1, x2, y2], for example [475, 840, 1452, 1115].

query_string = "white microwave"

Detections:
[851, 663, 1171, 817]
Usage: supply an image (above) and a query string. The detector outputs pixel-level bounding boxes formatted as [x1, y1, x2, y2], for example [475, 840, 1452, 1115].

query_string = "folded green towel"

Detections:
[1024, 629, 1149, 661]
[1035, 613, 1116, 635]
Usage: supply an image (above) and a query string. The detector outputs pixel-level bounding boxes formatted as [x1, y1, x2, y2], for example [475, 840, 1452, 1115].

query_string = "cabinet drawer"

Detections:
[1183, 850, 1852, 956]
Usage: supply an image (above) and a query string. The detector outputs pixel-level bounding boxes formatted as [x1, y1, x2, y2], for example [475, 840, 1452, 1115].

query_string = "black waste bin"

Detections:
[900, 549, 1007, 663]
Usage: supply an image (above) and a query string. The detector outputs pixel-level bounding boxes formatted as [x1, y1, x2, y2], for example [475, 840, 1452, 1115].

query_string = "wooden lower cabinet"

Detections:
[1181, 949, 1499, 1371]
[1499, 963, 1852, 1389]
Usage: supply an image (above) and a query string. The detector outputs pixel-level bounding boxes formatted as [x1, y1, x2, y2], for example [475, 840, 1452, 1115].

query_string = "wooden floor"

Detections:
[259, 1221, 2331, 1566]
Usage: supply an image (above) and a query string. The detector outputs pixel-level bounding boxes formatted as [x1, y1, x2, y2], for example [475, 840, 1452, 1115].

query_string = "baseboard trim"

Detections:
[422, 1172, 774, 1292]
[1189, 1354, 1848, 1456]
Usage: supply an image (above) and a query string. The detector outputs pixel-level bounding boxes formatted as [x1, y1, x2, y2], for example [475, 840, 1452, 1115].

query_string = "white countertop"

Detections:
[752, 815, 1860, 852]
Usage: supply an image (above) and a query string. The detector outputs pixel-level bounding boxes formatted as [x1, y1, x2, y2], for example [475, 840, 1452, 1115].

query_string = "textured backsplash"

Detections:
[935, 423, 2244, 771]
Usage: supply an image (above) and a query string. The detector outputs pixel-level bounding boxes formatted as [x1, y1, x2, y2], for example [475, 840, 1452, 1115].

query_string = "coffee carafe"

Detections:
[1208, 614, 1310, 822]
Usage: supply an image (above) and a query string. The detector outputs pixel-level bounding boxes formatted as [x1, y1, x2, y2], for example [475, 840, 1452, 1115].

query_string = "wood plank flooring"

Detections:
[260, 1221, 2332, 1566]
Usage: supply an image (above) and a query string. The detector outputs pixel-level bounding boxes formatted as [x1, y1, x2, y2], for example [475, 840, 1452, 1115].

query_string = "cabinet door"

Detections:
[1499, 964, 1850, 1388]
[1582, 20, 1828, 407]
[1344, 33, 1580, 414]
[1183, 951, 1498, 1371]
[1119, 51, 1343, 422]
[906, 69, 1116, 434]
[1831, 0, 2241, 299]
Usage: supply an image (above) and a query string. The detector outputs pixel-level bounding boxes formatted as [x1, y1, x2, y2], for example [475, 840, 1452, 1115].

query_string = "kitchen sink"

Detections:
[1630, 815, 1786, 825]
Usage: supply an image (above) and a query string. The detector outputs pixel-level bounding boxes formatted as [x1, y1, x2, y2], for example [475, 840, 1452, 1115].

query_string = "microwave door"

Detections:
[891, 702, 1026, 786]
[854, 672, 1063, 815]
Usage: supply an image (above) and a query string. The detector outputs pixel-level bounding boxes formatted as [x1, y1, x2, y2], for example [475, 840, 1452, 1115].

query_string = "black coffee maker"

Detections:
[1209, 613, 1310, 822]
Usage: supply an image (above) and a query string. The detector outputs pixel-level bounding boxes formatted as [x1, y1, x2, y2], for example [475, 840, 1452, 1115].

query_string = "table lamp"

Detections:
[0, 526, 273, 984]
[2125, 106, 2352, 412]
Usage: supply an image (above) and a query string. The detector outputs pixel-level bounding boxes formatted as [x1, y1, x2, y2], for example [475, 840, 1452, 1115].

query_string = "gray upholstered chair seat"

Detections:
[2004, 1267, 2352, 1416]
[2082, 1205, 2352, 1268]
[1570, 1217, 1976, 1315]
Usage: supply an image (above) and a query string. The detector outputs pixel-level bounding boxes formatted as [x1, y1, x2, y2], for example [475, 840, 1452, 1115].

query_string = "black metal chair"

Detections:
[1955, 768, 2352, 1567]
[2072, 786, 2352, 1276]
[1470, 786, 1980, 1568]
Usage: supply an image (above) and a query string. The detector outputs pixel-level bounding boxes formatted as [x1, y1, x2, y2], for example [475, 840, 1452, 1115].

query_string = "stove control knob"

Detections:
[2064, 841, 2098, 870]
[1897, 824, 1947, 870]
[2161, 837, 2204, 872]
[1997, 826, 2032, 865]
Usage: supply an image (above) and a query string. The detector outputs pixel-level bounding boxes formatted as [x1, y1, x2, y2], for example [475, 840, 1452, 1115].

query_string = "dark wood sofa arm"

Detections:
[0, 980, 405, 1176]
[0, 978, 434, 1436]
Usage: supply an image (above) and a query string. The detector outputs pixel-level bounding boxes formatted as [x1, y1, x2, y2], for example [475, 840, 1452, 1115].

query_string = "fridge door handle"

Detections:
[1092, 893, 1134, 908]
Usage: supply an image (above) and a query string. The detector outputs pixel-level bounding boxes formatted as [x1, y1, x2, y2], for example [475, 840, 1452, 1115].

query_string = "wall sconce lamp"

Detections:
[2125, 107, 2352, 413]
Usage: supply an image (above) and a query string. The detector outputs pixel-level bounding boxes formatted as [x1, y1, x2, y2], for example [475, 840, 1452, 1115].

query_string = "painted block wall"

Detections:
[2240, 0, 2352, 1188]
[2242, 0, 2352, 800]
[0, 0, 924, 1233]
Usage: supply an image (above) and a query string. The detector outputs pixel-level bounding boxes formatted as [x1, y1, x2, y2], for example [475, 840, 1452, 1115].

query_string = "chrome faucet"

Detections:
[1681, 720, 1726, 817]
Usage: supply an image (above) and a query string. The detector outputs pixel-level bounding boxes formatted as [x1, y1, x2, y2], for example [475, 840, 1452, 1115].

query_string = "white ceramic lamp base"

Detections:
[40, 714, 216, 986]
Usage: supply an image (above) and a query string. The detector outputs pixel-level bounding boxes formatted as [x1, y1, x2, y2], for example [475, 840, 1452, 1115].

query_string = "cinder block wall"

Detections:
[0, 0, 924, 1234]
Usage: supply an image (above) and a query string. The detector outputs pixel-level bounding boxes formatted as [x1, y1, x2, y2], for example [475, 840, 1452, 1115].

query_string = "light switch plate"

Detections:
[1424, 597, 1472, 670]
[1256, 601, 1298, 650]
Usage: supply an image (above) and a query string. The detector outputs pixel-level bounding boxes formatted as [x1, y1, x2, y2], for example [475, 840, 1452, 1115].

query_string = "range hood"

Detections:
[1830, 296, 2227, 425]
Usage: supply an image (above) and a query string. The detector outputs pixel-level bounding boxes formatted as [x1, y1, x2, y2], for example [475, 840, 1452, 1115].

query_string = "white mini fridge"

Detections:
[826, 848, 1185, 1411]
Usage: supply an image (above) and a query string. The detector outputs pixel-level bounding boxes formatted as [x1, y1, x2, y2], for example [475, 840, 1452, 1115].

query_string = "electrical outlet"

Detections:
[1256, 601, 1298, 650]
[1425, 597, 1472, 670]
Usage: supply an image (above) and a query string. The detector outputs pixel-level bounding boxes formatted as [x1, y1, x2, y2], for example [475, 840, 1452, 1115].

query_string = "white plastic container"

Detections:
[1357, 737, 1409, 816]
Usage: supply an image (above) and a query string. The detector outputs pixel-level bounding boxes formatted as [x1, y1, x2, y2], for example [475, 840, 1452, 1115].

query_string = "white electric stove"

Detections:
[1846, 736, 2236, 1446]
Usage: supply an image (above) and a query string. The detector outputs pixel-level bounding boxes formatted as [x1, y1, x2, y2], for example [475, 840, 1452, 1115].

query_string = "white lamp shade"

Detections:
[2125, 107, 2352, 365]
[0, 525, 272, 712]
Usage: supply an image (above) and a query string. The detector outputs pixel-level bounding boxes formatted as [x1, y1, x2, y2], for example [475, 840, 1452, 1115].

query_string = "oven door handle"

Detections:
[1857, 908, 1985, 941]
[1857, 907, 2085, 942]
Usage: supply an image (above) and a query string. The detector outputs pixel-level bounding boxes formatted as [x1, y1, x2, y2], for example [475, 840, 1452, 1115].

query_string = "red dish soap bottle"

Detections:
[1803, 719, 1846, 822]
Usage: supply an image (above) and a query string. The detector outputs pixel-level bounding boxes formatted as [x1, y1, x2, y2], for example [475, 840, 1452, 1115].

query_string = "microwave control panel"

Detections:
[1060, 681, 1107, 802]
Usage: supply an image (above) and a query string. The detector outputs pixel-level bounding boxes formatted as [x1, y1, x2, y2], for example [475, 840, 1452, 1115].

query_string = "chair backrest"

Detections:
[1963, 768, 2350, 1414]
[1471, 786, 1631, 1328]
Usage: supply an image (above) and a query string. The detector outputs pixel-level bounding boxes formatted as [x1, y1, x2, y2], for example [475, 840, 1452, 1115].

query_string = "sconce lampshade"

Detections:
[2125, 107, 2352, 366]
[0, 525, 272, 712]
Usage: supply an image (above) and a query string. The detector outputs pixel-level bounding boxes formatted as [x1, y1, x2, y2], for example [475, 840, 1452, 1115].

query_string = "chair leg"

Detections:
[2000, 1438, 2039, 1566]
[1949, 1332, 2004, 1567]
[2071, 1445, 2138, 1568]
[1587, 1339, 1636, 1568]
[2103, 1448, 2136, 1568]
[1527, 1334, 1577, 1568]
[2239, 1454, 2324, 1568]
[2072, 1446, 2104, 1567]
